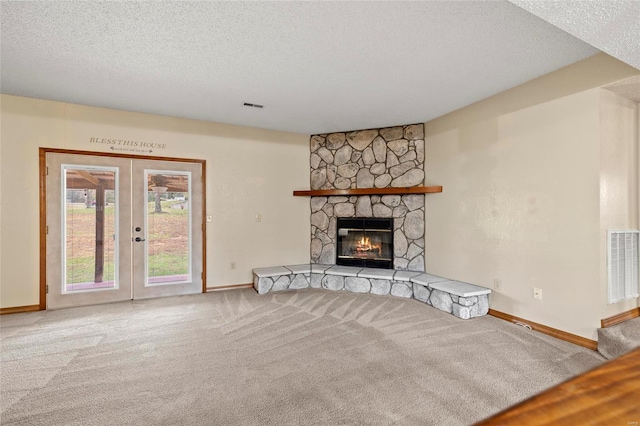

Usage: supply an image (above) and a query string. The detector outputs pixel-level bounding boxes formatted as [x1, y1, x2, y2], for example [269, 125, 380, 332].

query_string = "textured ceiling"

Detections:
[603, 76, 640, 103]
[0, 1, 628, 135]
[510, 0, 640, 70]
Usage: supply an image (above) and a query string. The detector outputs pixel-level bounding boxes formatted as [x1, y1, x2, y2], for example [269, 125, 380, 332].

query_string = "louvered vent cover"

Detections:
[608, 230, 640, 304]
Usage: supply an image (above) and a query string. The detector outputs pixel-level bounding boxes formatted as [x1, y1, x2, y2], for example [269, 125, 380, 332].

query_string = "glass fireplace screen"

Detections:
[336, 218, 393, 269]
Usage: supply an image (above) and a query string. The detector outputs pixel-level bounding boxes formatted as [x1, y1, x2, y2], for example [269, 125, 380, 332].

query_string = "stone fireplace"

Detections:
[254, 129, 487, 320]
[254, 128, 489, 320]
[309, 124, 426, 271]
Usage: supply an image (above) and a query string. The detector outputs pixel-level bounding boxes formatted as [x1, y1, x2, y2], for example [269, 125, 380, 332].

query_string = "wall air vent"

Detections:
[243, 102, 263, 108]
[608, 230, 640, 304]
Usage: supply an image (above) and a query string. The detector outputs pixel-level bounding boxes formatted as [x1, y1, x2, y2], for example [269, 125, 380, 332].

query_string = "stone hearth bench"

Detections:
[252, 265, 490, 320]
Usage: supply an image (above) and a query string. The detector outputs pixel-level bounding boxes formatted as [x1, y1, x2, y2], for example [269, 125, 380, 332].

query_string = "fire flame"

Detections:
[353, 236, 381, 255]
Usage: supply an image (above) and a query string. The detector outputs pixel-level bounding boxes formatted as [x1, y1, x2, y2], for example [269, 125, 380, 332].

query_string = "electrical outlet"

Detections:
[493, 279, 502, 290]
[255, 213, 262, 222]
[230, 262, 236, 270]
[533, 287, 542, 300]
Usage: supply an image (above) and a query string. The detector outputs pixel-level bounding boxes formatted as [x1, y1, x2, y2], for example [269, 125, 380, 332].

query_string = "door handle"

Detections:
[135, 237, 145, 242]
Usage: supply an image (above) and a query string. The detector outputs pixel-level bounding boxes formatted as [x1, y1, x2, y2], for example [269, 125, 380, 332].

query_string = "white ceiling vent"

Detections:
[608, 230, 639, 304]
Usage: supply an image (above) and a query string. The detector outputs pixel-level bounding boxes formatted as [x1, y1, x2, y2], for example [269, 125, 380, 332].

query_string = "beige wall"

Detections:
[0, 95, 310, 308]
[423, 54, 639, 340]
[598, 90, 639, 320]
[2, 52, 638, 343]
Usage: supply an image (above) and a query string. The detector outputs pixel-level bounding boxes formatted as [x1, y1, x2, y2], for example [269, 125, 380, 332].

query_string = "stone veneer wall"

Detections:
[309, 124, 426, 270]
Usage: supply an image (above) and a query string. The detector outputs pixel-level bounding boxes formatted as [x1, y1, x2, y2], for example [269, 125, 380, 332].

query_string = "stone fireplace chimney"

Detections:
[309, 124, 426, 270]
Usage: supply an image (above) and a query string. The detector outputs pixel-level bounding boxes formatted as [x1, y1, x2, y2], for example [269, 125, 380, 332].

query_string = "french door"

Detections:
[45, 152, 204, 309]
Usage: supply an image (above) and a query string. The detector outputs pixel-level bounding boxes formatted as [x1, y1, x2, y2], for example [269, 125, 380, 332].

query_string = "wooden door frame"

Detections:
[39, 147, 207, 310]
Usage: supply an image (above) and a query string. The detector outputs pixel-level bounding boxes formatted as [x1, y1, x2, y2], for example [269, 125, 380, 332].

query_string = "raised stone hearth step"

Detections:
[410, 273, 449, 286]
[311, 264, 332, 273]
[357, 268, 395, 280]
[253, 266, 291, 278]
[428, 280, 491, 297]
[253, 265, 311, 295]
[392, 270, 422, 282]
[325, 265, 361, 277]
[252, 264, 491, 319]
[409, 274, 490, 319]
[284, 264, 312, 274]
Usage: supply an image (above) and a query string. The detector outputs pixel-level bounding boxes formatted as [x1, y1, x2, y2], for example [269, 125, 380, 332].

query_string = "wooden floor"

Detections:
[476, 347, 640, 425]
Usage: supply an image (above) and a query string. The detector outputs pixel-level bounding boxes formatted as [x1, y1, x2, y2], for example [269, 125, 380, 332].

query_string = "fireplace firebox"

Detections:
[336, 218, 394, 269]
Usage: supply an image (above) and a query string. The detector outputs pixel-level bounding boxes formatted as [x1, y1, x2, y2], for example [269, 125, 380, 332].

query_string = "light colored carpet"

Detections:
[1, 289, 604, 425]
[597, 316, 640, 360]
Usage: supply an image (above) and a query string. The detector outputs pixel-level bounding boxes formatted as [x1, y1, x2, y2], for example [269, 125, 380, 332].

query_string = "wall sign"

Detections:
[89, 137, 168, 154]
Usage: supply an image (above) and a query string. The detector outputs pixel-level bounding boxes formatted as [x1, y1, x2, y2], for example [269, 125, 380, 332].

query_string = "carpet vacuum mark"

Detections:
[0, 289, 604, 425]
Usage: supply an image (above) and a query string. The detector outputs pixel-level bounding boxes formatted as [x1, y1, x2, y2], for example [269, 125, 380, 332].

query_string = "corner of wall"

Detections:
[423, 56, 639, 341]
[598, 89, 640, 320]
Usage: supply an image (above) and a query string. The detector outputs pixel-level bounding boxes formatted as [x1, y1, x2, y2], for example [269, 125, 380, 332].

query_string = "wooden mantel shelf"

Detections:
[293, 186, 442, 197]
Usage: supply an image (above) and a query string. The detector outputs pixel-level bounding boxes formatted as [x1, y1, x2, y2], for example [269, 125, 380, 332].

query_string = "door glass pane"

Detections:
[145, 171, 191, 285]
[63, 166, 118, 292]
